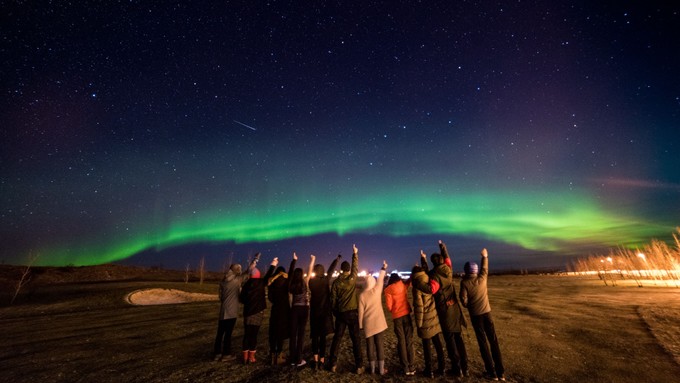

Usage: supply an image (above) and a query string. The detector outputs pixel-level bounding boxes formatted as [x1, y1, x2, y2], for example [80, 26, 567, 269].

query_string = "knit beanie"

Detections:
[464, 262, 478, 275]
[250, 267, 261, 279]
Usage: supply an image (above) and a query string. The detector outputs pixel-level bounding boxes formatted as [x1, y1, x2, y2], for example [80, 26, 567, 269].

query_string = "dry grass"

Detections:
[569, 228, 680, 287]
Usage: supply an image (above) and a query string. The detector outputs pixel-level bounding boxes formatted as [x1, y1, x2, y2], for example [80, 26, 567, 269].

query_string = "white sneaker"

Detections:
[297, 359, 307, 367]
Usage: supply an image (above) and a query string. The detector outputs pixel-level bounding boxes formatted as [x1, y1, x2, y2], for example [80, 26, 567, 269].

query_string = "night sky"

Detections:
[2, 1, 679, 272]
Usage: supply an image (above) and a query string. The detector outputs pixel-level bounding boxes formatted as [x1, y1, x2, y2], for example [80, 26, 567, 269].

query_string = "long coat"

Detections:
[309, 257, 339, 336]
[268, 269, 290, 340]
[218, 270, 247, 320]
[411, 270, 442, 339]
[358, 269, 388, 338]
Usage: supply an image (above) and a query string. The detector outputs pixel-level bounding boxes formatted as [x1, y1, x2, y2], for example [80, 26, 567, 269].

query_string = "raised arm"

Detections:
[376, 260, 387, 294]
[288, 252, 297, 289]
[264, 256, 278, 280]
[412, 271, 440, 295]
[327, 254, 341, 277]
[305, 254, 316, 283]
[247, 252, 261, 273]
[439, 240, 453, 269]
[420, 250, 430, 272]
[480, 248, 489, 277]
[351, 244, 359, 277]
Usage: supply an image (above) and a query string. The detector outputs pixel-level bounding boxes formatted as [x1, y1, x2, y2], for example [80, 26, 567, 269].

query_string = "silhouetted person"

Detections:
[267, 261, 290, 365]
[287, 252, 316, 367]
[214, 261, 253, 362]
[328, 244, 364, 374]
[239, 253, 276, 364]
[414, 240, 468, 377]
[308, 254, 341, 369]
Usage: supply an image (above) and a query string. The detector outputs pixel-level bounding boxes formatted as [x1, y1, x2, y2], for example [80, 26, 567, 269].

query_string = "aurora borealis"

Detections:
[2, 1, 679, 270]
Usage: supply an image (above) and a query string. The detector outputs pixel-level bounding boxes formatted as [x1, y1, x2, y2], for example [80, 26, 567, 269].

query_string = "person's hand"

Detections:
[438, 240, 443, 245]
[353, 244, 358, 254]
[337, 253, 342, 259]
[271, 257, 279, 266]
[310, 254, 316, 260]
[481, 248, 488, 257]
[420, 250, 427, 258]
[293, 252, 298, 261]
[382, 260, 388, 270]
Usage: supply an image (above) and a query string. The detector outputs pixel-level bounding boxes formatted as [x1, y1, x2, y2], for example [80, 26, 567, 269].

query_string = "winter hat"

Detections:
[464, 261, 478, 275]
[340, 261, 351, 272]
[230, 264, 242, 275]
[250, 267, 261, 279]
[365, 275, 376, 290]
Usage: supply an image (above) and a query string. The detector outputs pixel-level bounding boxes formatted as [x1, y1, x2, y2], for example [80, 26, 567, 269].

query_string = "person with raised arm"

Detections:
[411, 255, 446, 378]
[460, 248, 506, 381]
[413, 240, 468, 377]
[384, 269, 416, 376]
[266, 256, 290, 366]
[239, 253, 277, 364]
[308, 253, 341, 370]
[328, 244, 364, 374]
[359, 260, 389, 375]
[287, 252, 316, 367]
[213, 256, 257, 362]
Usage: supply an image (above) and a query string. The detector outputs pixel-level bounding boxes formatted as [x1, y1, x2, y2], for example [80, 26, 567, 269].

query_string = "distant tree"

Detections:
[198, 257, 206, 285]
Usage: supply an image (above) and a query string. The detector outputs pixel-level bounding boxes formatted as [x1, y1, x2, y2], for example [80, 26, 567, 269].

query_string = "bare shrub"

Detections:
[11, 252, 39, 305]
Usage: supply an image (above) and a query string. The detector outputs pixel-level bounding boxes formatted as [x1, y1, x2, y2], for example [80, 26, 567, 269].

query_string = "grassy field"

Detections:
[1, 267, 679, 382]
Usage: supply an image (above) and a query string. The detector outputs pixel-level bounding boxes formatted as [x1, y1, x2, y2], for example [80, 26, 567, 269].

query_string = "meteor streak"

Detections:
[233, 120, 257, 131]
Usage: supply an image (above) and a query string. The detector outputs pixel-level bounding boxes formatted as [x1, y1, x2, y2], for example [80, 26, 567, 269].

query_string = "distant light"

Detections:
[637, 253, 646, 259]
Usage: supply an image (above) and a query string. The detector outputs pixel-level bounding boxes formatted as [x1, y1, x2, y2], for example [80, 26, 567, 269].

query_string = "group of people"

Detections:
[213, 241, 506, 381]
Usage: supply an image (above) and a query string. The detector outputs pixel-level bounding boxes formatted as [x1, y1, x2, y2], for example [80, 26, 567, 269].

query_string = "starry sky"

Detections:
[2, 1, 679, 272]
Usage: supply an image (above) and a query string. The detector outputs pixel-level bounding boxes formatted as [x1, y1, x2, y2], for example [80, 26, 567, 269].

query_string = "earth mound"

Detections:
[125, 288, 217, 305]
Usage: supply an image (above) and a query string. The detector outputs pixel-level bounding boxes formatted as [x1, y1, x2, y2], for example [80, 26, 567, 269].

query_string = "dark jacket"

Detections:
[414, 242, 466, 332]
[460, 255, 492, 316]
[240, 265, 276, 318]
[331, 251, 359, 313]
[309, 256, 340, 335]
[411, 269, 442, 339]
[268, 268, 291, 338]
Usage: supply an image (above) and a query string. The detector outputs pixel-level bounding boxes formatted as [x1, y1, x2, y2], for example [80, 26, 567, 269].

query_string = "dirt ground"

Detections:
[1, 267, 679, 383]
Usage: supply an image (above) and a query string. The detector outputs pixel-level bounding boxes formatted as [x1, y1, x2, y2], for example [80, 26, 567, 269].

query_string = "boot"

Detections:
[248, 350, 257, 364]
[242, 351, 249, 365]
[270, 352, 277, 366]
[370, 361, 376, 374]
[318, 357, 325, 371]
[277, 353, 287, 365]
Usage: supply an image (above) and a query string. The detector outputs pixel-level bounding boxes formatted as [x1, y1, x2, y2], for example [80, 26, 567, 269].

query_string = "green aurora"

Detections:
[36, 187, 671, 266]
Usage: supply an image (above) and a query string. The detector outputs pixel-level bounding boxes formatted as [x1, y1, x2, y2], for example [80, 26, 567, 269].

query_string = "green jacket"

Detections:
[330, 251, 358, 313]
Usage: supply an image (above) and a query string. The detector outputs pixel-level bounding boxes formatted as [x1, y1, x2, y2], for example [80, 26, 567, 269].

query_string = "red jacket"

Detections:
[384, 280, 412, 319]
